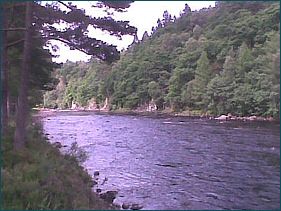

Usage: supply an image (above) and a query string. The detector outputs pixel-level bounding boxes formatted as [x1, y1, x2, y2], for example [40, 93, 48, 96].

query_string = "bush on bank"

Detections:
[1, 122, 114, 210]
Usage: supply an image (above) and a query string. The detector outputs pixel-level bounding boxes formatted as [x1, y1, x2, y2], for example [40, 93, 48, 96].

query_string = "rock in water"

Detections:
[100, 191, 118, 203]
[206, 192, 219, 199]
[215, 115, 228, 120]
[122, 202, 131, 209]
[131, 204, 143, 210]
[89, 180, 97, 187]
[52, 142, 62, 148]
[113, 203, 121, 209]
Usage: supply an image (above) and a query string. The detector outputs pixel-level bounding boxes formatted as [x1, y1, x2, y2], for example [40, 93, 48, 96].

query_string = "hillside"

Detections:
[44, 1, 280, 118]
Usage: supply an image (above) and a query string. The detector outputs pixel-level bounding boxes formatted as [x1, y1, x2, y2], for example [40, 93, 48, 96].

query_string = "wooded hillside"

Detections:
[44, 1, 280, 118]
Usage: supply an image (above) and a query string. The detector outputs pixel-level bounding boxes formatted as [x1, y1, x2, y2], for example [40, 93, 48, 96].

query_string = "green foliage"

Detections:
[192, 51, 212, 109]
[45, 1, 280, 118]
[7, 30, 55, 112]
[148, 81, 164, 108]
[1, 123, 111, 210]
[67, 142, 88, 163]
[207, 55, 236, 115]
[166, 67, 194, 109]
[236, 42, 254, 81]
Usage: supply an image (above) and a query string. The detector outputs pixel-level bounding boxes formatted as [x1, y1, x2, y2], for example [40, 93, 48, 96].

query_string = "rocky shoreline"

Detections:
[33, 108, 279, 123]
[176, 112, 279, 122]
[33, 109, 144, 210]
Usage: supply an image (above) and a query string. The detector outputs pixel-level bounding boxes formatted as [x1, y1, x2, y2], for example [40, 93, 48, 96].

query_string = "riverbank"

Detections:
[1, 113, 118, 210]
[34, 108, 279, 123]
[162, 110, 279, 122]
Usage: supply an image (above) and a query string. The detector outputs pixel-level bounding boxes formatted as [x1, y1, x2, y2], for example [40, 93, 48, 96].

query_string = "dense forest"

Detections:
[44, 1, 280, 118]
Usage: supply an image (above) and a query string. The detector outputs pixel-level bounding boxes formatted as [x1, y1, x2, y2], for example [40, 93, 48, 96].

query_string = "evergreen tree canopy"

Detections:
[43, 1, 280, 118]
[36, 1, 137, 63]
[1, 1, 137, 148]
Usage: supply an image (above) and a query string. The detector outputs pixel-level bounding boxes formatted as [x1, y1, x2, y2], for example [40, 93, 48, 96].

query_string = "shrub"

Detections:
[1, 123, 112, 210]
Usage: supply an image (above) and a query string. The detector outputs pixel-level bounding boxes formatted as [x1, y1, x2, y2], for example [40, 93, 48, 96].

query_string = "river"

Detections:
[42, 111, 280, 210]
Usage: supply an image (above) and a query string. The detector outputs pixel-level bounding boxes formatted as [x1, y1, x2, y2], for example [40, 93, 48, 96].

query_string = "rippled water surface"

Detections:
[43, 111, 280, 210]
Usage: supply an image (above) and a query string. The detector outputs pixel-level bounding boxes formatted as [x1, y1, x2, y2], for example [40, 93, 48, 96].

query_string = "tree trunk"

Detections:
[1, 3, 9, 135]
[14, 2, 33, 151]
[7, 88, 12, 119]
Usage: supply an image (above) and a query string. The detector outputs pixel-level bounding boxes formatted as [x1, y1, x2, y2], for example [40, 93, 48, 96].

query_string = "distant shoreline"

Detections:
[33, 108, 279, 123]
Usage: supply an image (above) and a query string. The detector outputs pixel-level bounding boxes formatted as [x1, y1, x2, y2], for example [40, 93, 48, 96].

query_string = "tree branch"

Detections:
[7, 35, 44, 48]
[58, 1, 75, 10]
[7, 38, 25, 47]
[49, 37, 90, 55]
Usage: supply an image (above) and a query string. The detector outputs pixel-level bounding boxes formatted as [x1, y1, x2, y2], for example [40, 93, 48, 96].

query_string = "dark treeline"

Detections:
[1, 0, 136, 146]
[45, 1, 280, 118]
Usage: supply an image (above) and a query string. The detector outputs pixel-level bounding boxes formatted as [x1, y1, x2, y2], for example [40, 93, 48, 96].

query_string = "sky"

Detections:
[50, 1, 216, 63]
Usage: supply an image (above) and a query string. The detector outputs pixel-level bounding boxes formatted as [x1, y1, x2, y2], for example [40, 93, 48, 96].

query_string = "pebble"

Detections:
[52, 141, 62, 148]
[100, 191, 118, 203]
[113, 203, 121, 208]
[122, 202, 131, 209]
[181, 201, 191, 206]
[206, 192, 219, 199]
[131, 204, 143, 210]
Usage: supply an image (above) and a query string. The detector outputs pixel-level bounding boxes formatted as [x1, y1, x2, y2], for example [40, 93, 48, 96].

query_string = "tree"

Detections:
[183, 3, 191, 14]
[192, 25, 202, 40]
[236, 42, 254, 82]
[148, 81, 164, 109]
[162, 10, 172, 27]
[182, 80, 195, 108]
[253, 30, 280, 117]
[13, 1, 33, 150]
[10, 1, 137, 150]
[1, 2, 9, 135]
[38, 1, 136, 63]
[207, 55, 237, 115]
[166, 67, 193, 109]
[192, 51, 212, 109]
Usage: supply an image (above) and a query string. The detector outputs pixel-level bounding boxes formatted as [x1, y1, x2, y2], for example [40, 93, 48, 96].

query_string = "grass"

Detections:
[1, 120, 115, 210]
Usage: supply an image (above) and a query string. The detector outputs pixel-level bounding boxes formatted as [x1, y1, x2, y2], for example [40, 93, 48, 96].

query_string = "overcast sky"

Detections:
[50, 1, 216, 63]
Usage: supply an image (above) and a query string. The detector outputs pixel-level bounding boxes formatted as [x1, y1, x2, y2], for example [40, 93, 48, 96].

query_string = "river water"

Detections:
[42, 111, 280, 210]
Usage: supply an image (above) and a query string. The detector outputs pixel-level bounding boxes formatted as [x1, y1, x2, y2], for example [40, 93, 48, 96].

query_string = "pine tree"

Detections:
[14, 1, 33, 150]
[192, 51, 212, 109]
[207, 55, 237, 115]
[9, 1, 136, 150]
[1, 2, 9, 135]
[162, 10, 172, 27]
[183, 3, 192, 14]
[236, 42, 254, 82]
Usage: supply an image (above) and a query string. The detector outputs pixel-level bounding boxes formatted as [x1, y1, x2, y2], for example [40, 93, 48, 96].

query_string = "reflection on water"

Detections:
[43, 111, 280, 210]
